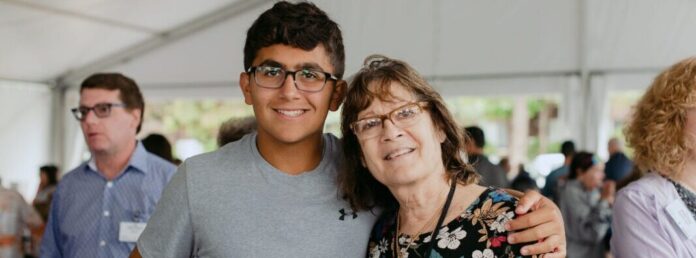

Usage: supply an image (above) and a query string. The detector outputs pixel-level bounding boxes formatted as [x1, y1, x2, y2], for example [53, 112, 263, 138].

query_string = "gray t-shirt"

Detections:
[137, 132, 378, 257]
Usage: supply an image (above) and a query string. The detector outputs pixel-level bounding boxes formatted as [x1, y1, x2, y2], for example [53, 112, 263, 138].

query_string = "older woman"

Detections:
[612, 57, 696, 257]
[558, 152, 613, 258]
[340, 55, 553, 258]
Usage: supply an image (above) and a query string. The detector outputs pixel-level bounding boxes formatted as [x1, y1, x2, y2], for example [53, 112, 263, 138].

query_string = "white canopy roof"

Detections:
[3, 0, 695, 91]
[1, 0, 696, 197]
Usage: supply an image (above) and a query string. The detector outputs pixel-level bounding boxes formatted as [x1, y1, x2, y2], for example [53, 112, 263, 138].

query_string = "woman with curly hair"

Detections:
[612, 57, 696, 257]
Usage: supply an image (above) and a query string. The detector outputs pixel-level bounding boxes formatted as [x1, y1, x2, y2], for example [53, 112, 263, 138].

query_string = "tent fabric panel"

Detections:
[587, 0, 696, 70]
[0, 2, 150, 81]
[0, 80, 52, 199]
[17, 0, 237, 31]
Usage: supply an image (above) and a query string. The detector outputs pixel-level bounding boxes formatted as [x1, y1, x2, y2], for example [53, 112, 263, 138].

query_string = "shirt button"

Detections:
[106, 182, 113, 188]
[99, 240, 106, 246]
[103, 211, 110, 217]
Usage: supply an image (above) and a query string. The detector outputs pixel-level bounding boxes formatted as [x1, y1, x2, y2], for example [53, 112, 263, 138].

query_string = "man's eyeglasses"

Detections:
[247, 65, 339, 93]
[71, 103, 126, 121]
[350, 102, 428, 139]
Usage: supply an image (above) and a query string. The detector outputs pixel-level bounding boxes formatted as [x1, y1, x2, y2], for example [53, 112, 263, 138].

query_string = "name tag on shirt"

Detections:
[665, 198, 696, 240]
[119, 222, 147, 242]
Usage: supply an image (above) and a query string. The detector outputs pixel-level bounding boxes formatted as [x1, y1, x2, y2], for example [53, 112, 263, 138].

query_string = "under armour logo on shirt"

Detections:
[338, 208, 357, 220]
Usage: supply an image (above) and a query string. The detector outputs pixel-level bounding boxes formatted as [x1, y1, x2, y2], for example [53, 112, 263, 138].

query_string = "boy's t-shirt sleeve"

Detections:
[137, 163, 195, 258]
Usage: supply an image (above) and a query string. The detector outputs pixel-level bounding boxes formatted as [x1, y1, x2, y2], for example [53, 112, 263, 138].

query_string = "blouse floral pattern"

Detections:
[368, 187, 534, 258]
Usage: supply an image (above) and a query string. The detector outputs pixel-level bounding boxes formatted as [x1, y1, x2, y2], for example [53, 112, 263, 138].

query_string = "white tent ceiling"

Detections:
[0, 0, 237, 82]
[3, 0, 695, 91]
[1, 0, 696, 197]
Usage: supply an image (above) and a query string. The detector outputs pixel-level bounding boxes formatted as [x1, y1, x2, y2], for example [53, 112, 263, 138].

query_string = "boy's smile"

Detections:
[239, 43, 346, 173]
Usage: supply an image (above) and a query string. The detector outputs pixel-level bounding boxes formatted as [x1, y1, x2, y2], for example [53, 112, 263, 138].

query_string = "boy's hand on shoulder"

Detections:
[503, 190, 566, 257]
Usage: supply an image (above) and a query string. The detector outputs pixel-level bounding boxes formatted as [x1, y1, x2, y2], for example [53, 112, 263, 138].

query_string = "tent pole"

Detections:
[50, 79, 68, 171]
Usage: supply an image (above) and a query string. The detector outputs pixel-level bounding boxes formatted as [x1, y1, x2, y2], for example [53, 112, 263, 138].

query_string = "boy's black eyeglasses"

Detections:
[247, 65, 338, 93]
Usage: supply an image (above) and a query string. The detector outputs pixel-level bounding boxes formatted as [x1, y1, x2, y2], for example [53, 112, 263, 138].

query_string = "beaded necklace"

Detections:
[666, 177, 696, 220]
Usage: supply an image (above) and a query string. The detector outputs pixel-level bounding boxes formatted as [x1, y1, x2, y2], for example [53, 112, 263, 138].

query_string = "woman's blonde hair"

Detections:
[624, 57, 696, 176]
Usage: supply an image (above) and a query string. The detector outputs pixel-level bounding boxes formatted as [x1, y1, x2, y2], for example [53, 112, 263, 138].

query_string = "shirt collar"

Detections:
[86, 141, 149, 175]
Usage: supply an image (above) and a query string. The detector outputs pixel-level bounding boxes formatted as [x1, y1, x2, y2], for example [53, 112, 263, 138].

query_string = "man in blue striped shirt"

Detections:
[40, 73, 176, 258]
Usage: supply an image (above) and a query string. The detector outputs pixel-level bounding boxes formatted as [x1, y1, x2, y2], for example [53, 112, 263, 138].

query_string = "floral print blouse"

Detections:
[368, 187, 533, 258]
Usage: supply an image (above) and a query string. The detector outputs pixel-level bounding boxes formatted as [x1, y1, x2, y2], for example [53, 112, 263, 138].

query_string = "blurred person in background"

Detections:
[31, 165, 59, 255]
[464, 126, 509, 188]
[542, 140, 576, 202]
[511, 165, 540, 193]
[616, 166, 645, 191]
[0, 177, 43, 258]
[604, 137, 633, 183]
[498, 157, 511, 176]
[501, 158, 539, 192]
[217, 116, 256, 147]
[141, 133, 176, 165]
[559, 151, 614, 258]
[32, 165, 59, 222]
